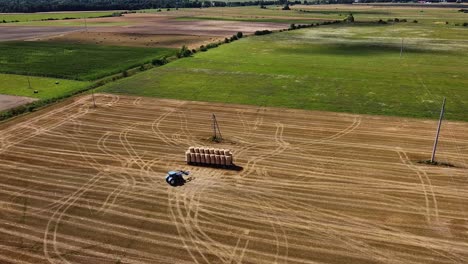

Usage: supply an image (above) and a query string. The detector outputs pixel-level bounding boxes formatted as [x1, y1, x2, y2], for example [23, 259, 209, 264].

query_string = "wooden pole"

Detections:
[400, 38, 403, 58]
[431, 97, 446, 163]
[212, 114, 222, 141]
[213, 114, 217, 139]
[27, 76, 32, 90]
[92, 90, 96, 108]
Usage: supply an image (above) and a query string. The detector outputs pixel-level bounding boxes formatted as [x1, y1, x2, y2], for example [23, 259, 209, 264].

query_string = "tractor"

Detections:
[165, 170, 190, 187]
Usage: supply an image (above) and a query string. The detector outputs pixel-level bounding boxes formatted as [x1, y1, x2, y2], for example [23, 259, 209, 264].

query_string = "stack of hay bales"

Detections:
[186, 147, 233, 166]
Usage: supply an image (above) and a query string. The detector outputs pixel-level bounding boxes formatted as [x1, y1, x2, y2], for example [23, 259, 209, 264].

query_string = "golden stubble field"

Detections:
[0, 94, 467, 264]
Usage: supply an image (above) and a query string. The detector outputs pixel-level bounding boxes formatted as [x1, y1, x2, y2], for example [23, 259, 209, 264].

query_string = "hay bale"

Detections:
[204, 154, 210, 164]
[215, 149, 220, 155]
[226, 156, 232, 166]
[215, 155, 221, 165]
[195, 147, 200, 153]
[220, 155, 226, 165]
[200, 147, 205, 154]
[189, 147, 195, 153]
[209, 148, 215, 154]
[200, 153, 206, 163]
[185, 151, 191, 163]
[190, 153, 196, 162]
[209, 154, 216, 164]
[195, 153, 201, 163]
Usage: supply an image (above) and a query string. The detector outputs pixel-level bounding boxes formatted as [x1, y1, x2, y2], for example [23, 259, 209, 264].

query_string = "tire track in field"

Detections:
[396, 148, 439, 223]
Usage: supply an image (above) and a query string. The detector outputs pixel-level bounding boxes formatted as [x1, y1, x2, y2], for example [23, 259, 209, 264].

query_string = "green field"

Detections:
[0, 11, 117, 23]
[148, 5, 468, 25]
[0, 73, 90, 99]
[101, 22, 468, 121]
[0, 42, 176, 81]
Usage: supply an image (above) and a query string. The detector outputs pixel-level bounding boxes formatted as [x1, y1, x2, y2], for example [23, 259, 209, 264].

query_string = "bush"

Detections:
[282, 4, 290, 10]
[344, 14, 354, 23]
[394, 18, 400, 22]
[446, 21, 449, 25]
[236, 32, 243, 39]
[177, 45, 192, 58]
[191, 49, 197, 53]
[122, 70, 128, 77]
[152, 56, 168, 66]
[290, 24, 296, 30]
[254, 30, 272, 36]
[200, 45, 207, 52]
[377, 19, 387, 24]
[463, 22, 468, 27]
[400, 19, 407, 22]
[224, 38, 230, 43]
[230, 35, 238, 41]
[206, 43, 219, 49]
[413, 20, 418, 23]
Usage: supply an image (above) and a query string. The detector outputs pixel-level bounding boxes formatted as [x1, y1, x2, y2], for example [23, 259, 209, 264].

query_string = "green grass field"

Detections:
[0, 42, 176, 81]
[101, 22, 468, 121]
[0, 11, 117, 23]
[0, 73, 90, 99]
[148, 5, 468, 25]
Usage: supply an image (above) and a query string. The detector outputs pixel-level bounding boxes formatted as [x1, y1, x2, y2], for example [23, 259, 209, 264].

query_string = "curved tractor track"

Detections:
[0, 94, 467, 264]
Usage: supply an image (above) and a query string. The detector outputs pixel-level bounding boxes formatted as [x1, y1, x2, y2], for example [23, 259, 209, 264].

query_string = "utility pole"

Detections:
[212, 114, 222, 141]
[400, 38, 403, 58]
[431, 97, 446, 163]
[91, 90, 96, 108]
[27, 76, 32, 89]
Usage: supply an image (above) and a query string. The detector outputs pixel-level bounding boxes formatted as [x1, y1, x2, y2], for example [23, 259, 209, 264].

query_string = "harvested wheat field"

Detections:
[40, 14, 288, 48]
[0, 94, 467, 264]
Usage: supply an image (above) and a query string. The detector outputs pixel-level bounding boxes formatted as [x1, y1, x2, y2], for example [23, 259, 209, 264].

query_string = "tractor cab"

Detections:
[165, 170, 190, 187]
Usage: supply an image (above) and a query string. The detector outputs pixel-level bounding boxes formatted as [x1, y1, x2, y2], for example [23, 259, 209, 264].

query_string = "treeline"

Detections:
[0, 0, 283, 12]
[1, 0, 466, 13]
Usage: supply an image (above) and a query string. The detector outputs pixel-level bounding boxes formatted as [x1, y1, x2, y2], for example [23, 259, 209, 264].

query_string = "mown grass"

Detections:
[0, 11, 117, 23]
[0, 73, 90, 99]
[100, 23, 468, 121]
[0, 42, 176, 81]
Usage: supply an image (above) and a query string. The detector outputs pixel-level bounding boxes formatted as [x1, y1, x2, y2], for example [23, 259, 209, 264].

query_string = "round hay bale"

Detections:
[189, 147, 195, 153]
[194, 147, 200, 153]
[195, 153, 201, 163]
[204, 154, 210, 164]
[215, 149, 220, 155]
[200, 154, 206, 163]
[220, 155, 226, 165]
[209, 154, 216, 164]
[200, 147, 205, 154]
[215, 155, 221, 165]
[226, 156, 233, 166]
[190, 153, 196, 162]
[185, 151, 191, 163]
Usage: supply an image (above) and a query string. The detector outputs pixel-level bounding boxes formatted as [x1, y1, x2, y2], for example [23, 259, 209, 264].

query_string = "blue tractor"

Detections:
[165, 170, 190, 187]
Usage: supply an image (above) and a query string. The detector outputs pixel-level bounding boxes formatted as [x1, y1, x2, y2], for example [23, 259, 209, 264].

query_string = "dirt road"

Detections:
[0, 94, 467, 263]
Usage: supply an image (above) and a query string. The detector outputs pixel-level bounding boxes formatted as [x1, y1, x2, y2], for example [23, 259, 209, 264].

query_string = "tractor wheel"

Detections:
[169, 178, 176, 186]
[166, 176, 172, 184]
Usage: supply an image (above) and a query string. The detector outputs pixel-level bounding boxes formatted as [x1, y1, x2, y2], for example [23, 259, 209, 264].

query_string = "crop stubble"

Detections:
[0, 94, 467, 264]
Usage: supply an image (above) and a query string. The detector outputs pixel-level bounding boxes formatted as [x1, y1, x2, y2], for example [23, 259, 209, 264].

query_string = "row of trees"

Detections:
[1, 0, 466, 12]
[0, 0, 280, 12]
